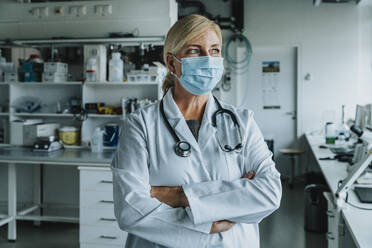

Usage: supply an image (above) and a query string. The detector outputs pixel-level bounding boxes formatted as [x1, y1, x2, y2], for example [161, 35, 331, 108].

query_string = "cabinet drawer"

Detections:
[80, 208, 118, 228]
[80, 190, 114, 209]
[80, 169, 113, 192]
[80, 243, 123, 248]
[80, 225, 127, 246]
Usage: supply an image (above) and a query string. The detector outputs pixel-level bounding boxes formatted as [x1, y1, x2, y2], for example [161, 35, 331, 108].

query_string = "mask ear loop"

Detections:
[170, 54, 182, 81]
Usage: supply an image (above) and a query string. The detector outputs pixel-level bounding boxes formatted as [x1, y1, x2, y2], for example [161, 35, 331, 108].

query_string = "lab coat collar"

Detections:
[162, 88, 218, 125]
[162, 89, 218, 151]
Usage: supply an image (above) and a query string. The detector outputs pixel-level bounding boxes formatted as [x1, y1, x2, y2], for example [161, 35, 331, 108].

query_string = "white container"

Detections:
[44, 62, 68, 74]
[5, 72, 18, 82]
[59, 126, 80, 145]
[109, 53, 123, 82]
[84, 45, 106, 82]
[85, 58, 98, 82]
[91, 127, 104, 153]
[42, 72, 67, 83]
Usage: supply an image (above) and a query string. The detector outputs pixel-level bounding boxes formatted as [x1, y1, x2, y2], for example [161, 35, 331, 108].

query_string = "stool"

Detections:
[279, 149, 305, 189]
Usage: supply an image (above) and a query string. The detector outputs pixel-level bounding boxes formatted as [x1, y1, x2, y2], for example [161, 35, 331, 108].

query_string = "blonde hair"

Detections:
[162, 14, 222, 94]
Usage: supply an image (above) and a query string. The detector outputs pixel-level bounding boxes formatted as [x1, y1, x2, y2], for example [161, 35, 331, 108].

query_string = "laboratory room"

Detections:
[0, 0, 372, 248]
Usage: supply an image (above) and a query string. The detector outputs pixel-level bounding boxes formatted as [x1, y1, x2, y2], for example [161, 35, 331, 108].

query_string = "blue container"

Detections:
[103, 123, 120, 147]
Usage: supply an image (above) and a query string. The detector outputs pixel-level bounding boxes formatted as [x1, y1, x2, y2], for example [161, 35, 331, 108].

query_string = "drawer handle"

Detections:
[100, 200, 114, 204]
[326, 210, 335, 218]
[100, 180, 113, 184]
[326, 232, 335, 240]
[100, 217, 116, 222]
[100, 235, 117, 240]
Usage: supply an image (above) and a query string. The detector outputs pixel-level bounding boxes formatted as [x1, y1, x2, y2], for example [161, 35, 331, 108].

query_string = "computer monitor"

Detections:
[365, 104, 372, 130]
[355, 105, 365, 130]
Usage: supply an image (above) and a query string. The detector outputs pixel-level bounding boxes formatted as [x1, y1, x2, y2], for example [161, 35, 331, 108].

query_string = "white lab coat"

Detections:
[112, 89, 282, 248]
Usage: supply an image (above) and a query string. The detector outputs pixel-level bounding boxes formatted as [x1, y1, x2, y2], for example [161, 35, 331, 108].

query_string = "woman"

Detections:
[112, 14, 282, 248]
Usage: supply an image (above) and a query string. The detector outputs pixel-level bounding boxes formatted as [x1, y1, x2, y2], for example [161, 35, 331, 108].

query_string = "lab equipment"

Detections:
[355, 105, 366, 129]
[69, 98, 82, 114]
[5, 72, 18, 83]
[12, 96, 42, 113]
[10, 121, 58, 146]
[354, 187, 372, 203]
[365, 104, 372, 129]
[335, 126, 372, 200]
[84, 45, 107, 82]
[225, 33, 252, 72]
[171, 56, 224, 96]
[21, 54, 43, 82]
[85, 58, 98, 82]
[109, 52, 124, 82]
[84, 103, 100, 114]
[33, 136, 63, 152]
[103, 123, 120, 147]
[325, 122, 337, 144]
[160, 95, 242, 157]
[42, 72, 67, 83]
[44, 62, 68, 74]
[58, 126, 80, 146]
[91, 127, 104, 153]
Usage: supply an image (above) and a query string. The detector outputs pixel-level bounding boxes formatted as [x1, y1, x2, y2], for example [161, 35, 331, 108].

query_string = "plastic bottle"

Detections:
[91, 127, 104, 153]
[337, 132, 346, 146]
[109, 53, 123, 82]
[325, 122, 337, 144]
[85, 58, 97, 82]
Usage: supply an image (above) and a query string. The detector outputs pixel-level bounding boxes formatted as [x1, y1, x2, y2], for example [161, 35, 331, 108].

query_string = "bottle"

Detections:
[85, 58, 97, 82]
[109, 53, 123, 82]
[338, 105, 351, 141]
[325, 122, 337, 144]
[337, 132, 346, 146]
[91, 127, 104, 153]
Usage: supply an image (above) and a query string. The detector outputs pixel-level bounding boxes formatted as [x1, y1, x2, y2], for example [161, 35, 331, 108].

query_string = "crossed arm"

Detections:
[150, 171, 256, 234]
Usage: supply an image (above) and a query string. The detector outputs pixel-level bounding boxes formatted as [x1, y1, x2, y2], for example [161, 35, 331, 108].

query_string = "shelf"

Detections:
[0, 113, 9, 116]
[88, 114, 122, 118]
[84, 81, 159, 86]
[1, 36, 165, 47]
[0, 144, 12, 148]
[9, 82, 83, 86]
[13, 113, 74, 117]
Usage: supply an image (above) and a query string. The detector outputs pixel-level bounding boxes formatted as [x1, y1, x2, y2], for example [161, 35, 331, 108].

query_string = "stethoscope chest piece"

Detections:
[175, 141, 191, 157]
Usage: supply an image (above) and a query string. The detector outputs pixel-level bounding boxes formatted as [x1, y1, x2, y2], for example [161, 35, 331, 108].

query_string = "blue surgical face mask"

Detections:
[172, 55, 224, 96]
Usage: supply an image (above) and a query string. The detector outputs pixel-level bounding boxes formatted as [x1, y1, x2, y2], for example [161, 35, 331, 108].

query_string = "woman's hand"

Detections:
[210, 220, 235, 234]
[150, 186, 189, 208]
[242, 170, 255, 179]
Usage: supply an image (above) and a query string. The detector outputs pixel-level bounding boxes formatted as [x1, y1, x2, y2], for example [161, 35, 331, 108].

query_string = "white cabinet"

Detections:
[79, 167, 127, 248]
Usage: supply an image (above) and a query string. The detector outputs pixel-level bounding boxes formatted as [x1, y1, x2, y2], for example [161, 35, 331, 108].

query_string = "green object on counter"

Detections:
[325, 136, 336, 145]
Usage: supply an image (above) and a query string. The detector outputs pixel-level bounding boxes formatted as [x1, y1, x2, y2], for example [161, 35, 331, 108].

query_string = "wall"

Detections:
[0, 0, 177, 39]
[222, 0, 372, 134]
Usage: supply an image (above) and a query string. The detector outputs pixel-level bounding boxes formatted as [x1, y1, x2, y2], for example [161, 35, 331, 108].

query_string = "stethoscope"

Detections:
[160, 96, 243, 157]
